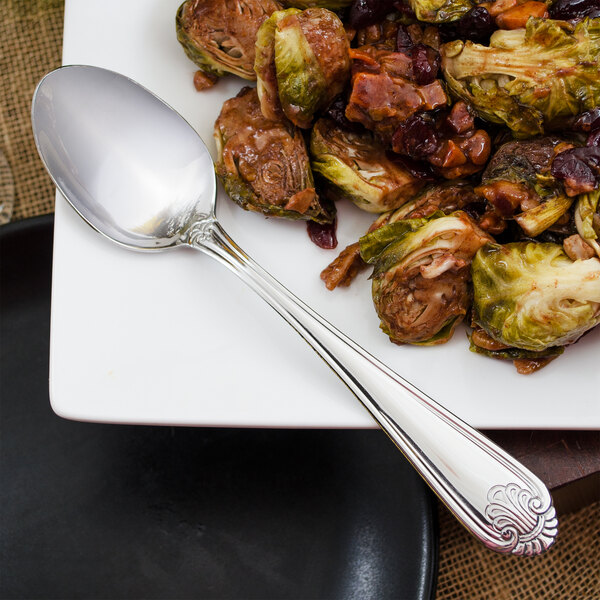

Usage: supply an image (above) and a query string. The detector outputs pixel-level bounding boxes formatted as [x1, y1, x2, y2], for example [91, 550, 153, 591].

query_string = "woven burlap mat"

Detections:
[1, 0, 63, 221]
[436, 501, 600, 599]
[2, 2, 599, 598]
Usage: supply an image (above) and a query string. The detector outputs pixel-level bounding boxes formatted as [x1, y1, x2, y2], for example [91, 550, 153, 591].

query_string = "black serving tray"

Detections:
[0, 215, 437, 599]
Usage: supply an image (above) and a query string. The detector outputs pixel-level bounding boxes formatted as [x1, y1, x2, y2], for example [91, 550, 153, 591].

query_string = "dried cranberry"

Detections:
[463, 7, 495, 42]
[396, 24, 413, 54]
[587, 130, 600, 148]
[444, 7, 495, 44]
[549, 0, 600, 20]
[307, 219, 338, 250]
[411, 43, 440, 85]
[386, 152, 437, 180]
[392, 113, 441, 158]
[393, 0, 416, 18]
[551, 146, 600, 195]
[462, 200, 487, 219]
[573, 108, 600, 133]
[325, 95, 360, 132]
[348, 0, 397, 29]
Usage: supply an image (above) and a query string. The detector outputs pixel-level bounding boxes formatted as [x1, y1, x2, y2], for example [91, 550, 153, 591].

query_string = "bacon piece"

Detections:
[320, 242, 366, 290]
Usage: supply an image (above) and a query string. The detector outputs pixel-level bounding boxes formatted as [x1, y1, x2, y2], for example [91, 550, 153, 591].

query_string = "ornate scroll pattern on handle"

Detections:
[485, 483, 558, 555]
[185, 215, 216, 246]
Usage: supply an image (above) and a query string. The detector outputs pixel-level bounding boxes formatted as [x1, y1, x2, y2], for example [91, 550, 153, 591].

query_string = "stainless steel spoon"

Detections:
[32, 65, 558, 556]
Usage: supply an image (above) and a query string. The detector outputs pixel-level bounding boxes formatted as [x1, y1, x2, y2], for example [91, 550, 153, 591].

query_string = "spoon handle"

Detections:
[187, 216, 558, 556]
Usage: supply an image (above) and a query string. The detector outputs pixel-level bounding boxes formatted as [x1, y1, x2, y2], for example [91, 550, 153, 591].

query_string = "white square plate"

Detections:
[51, 0, 600, 428]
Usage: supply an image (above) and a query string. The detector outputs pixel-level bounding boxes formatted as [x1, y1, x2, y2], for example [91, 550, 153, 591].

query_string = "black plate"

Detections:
[0, 215, 437, 599]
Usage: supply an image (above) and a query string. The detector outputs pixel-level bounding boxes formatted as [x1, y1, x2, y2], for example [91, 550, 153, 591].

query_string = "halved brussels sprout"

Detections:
[468, 330, 564, 374]
[214, 87, 334, 223]
[176, 0, 282, 81]
[408, 0, 474, 22]
[472, 242, 600, 351]
[319, 181, 478, 291]
[359, 212, 492, 345]
[310, 118, 425, 213]
[386, 181, 480, 221]
[441, 18, 600, 136]
[255, 8, 350, 128]
[479, 138, 564, 205]
[477, 137, 576, 236]
[468, 325, 564, 374]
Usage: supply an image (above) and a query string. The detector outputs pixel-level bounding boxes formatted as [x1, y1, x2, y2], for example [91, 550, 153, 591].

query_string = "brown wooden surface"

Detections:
[485, 429, 600, 489]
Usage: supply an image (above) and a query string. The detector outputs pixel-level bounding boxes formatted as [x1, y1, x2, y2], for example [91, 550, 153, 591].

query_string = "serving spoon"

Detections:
[32, 65, 557, 556]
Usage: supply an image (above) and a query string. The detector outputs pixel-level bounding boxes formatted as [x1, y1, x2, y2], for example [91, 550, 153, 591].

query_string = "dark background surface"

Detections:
[0, 215, 437, 599]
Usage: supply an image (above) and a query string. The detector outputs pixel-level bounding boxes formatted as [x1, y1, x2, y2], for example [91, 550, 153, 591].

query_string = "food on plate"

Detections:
[359, 211, 492, 344]
[178, 0, 600, 372]
[476, 137, 575, 237]
[281, 0, 354, 8]
[391, 101, 492, 179]
[549, 0, 600, 21]
[345, 24, 449, 142]
[406, 0, 474, 23]
[441, 18, 600, 136]
[492, 1, 549, 31]
[573, 190, 600, 258]
[214, 87, 335, 223]
[471, 241, 600, 351]
[551, 141, 600, 196]
[320, 180, 482, 289]
[254, 7, 350, 128]
[310, 117, 425, 212]
[467, 328, 565, 374]
[176, 0, 282, 84]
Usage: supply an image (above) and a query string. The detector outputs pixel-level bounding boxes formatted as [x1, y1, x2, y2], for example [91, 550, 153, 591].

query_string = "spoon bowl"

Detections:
[32, 65, 215, 250]
[32, 65, 558, 556]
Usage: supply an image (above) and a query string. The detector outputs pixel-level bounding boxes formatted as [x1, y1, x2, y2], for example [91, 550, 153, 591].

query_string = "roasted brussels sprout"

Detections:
[472, 242, 600, 351]
[320, 181, 480, 290]
[441, 18, 600, 136]
[384, 180, 480, 221]
[468, 327, 564, 374]
[407, 0, 474, 23]
[255, 7, 350, 128]
[476, 137, 575, 237]
[574, 189, 600, 257]
[359, 212, 492, 344]
[214, 87, 334, 223]
[176, 0, 282, 81]
[310, 118, 425, 213]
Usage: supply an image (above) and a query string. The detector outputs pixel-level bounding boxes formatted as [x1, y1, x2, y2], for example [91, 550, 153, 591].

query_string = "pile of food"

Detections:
[176, 0, 600, 373]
